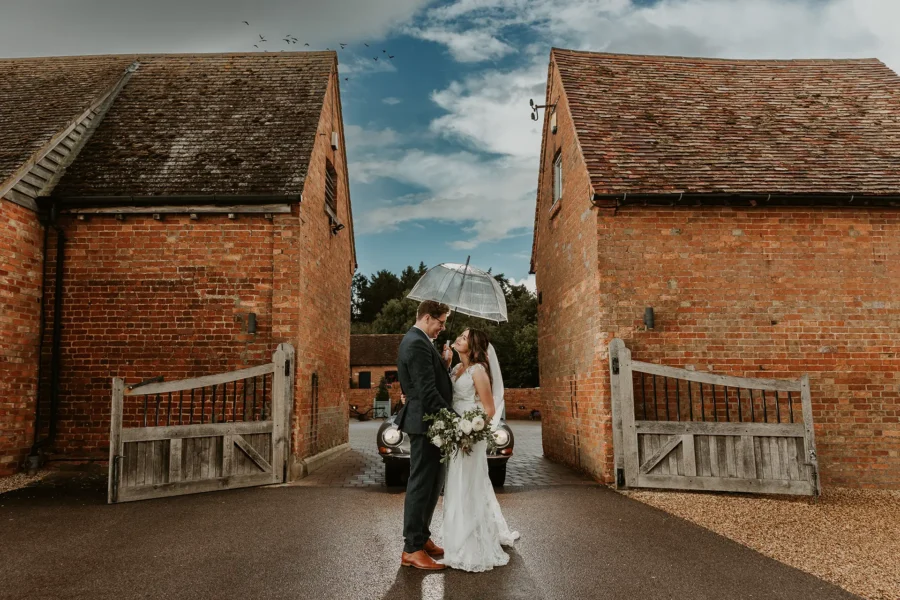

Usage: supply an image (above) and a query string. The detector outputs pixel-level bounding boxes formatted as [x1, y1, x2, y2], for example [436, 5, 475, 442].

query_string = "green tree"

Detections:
[351, 273, 369, 322]
[372, 297, 419, 333]
[356, 270, 404, 323]
[375, 376, 390, 404]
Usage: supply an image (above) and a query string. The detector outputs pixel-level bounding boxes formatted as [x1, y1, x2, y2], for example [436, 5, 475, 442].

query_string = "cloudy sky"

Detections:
[2, 0, 899, 290]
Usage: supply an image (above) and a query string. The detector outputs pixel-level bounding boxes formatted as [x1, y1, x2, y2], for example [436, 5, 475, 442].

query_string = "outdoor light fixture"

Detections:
[248, 312, 257, 334]
[644, 307, 655, 330]
[331, 222, 345, 235]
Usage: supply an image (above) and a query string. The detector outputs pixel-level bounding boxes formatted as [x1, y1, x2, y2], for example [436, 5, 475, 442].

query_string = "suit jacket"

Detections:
[396, 327, 454, 435]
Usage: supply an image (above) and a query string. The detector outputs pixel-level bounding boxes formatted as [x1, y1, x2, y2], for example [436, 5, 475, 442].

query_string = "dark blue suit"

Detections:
[396, 327, 454, 553]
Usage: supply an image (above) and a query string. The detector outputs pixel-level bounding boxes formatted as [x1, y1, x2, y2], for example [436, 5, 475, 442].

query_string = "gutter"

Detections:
[590, 192, 900, 209]
[50, 194, 303, 207]
[27, 202, 66, 472]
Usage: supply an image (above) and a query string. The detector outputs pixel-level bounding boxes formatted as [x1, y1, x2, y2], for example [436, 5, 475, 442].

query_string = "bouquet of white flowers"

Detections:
[424, 407, 496, 463]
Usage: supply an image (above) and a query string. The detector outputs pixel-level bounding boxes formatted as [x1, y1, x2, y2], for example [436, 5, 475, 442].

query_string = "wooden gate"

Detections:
[609, 339, 820, 496]
[108, 344, 294, 503]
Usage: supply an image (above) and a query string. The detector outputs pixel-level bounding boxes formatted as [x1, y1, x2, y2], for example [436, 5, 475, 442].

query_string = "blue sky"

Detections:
[2, 0, 899, 290]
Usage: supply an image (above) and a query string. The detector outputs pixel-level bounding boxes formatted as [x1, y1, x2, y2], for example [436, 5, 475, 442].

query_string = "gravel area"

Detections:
[0, 470, 49, 495]
[623, 487, 900, 600]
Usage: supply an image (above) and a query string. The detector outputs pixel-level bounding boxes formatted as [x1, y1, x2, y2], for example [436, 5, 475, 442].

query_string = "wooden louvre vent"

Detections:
[325, 160, 337, 220]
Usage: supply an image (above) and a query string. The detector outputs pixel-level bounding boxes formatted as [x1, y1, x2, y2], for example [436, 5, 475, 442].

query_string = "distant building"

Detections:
[350, 334, 404, 389]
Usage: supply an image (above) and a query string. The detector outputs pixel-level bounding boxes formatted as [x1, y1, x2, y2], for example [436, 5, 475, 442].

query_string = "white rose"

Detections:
[471, 416, 485, 432]
[431, 436, 444, 447]
[434, 421, 445, 431]
[458, 419, 473, 435]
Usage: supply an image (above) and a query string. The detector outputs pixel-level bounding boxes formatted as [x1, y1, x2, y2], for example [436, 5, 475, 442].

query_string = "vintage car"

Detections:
[376, 414, 515, 487]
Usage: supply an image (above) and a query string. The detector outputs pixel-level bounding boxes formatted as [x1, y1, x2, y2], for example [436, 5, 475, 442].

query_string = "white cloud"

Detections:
[352, 150, 537, 248]
[0, 0, 431, 57]
[429, 64, 546, 157]
[359, 0, 900, 256]
[382, 97, 403, 105]
[509, 274, 537, 293]
[339, 54, 398, 76]
[411, 27, 515, 62]
[343, 124, 400, 149]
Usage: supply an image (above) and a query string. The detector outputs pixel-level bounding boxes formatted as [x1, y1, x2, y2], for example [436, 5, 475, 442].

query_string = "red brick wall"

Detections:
[348, 382, 402, 418]
[597, 207, 900, 489]
[40, 214, 279, 458]
[351, 365, 397, 388]
[36, 68, 354, 469]
[532, 58, 610, 482]
[289, 68, 354, 461]
[503, 389, 543, 420]
[0, 198, 44, 474]
[535, 58, 900, 489]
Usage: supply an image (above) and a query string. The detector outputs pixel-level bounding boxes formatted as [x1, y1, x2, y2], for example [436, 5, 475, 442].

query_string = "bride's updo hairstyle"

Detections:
[466, 328, 493, 385]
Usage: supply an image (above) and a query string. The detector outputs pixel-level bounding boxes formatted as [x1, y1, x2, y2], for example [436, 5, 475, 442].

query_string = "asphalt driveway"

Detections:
[0, 468, 856, 600]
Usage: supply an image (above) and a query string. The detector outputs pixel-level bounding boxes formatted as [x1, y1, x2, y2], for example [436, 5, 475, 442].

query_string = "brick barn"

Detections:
[531, 49, 900, 489]
[0, 52, 355, 478]
[348, 334, 404, 417]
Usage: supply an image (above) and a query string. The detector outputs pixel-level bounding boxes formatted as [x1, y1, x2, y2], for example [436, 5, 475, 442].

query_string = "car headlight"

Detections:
[493, 429, 510, 448]
[383, 427, 402, 446]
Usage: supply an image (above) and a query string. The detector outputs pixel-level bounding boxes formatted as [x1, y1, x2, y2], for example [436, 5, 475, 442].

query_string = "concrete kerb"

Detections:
[280, 443, 352, 484]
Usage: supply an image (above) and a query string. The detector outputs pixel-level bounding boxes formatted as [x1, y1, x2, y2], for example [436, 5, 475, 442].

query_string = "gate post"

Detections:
[108, 377, 125, 504]
[609, 339, 639, 487]
[608, 339, 625, 488]
[271, 343, 295, 483]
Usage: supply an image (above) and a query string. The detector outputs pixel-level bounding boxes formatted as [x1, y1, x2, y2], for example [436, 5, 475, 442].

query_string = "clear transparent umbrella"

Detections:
[406, 258, 508, 323]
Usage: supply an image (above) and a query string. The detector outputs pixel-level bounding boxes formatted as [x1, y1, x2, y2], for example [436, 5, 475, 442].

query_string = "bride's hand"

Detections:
[442, 342, 453, 366]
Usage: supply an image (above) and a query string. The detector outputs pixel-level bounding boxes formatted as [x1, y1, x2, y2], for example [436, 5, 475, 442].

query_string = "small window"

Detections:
[552, 151, 562, 206]
[358, 371, 371, 389]
[325, 160, 338, 221]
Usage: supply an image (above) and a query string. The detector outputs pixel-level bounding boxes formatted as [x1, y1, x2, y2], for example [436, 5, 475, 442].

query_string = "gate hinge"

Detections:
[612, 357, 620, 375]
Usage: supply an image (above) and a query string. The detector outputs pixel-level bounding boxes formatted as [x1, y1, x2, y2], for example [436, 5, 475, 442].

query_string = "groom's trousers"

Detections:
[403, 433, 445, 553]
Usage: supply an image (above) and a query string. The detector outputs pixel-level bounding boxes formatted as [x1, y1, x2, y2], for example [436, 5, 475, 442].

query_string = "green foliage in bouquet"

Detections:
[424, 407, 497, 464]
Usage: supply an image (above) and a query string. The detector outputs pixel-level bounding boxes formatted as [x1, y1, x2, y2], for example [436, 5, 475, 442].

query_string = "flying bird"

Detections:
[253, 44, 258, 48]
[258, 34, 267, 42]
[243, 21, 249, 26]
[304, 43, 309, 46]
[364, 43, 369, 47]
[389, 55, 395, 59]
[339, 43, 347, 49]
[373, 56, 378, 61]
[383, 49, 386, 53]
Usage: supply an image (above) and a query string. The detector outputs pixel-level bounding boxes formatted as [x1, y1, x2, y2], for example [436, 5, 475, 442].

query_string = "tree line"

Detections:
[352, 264, 539, 388]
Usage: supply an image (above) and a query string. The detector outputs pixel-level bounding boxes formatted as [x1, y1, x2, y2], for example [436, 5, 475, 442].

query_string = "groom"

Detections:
[396, 300, 455, 570]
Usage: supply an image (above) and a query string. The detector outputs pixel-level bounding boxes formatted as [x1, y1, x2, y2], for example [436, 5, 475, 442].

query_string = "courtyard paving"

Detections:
[294, 419, 594, 488]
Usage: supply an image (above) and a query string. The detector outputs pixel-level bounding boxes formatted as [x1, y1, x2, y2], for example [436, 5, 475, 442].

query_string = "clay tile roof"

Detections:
[552, 49, 900, 195]
[0, 55, 135, 186]
[350, 334, 404, 367]
[52, 52, 335, 197]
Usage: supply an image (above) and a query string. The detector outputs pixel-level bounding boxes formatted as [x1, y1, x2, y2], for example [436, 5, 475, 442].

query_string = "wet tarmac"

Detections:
[0, 466, 854, 599]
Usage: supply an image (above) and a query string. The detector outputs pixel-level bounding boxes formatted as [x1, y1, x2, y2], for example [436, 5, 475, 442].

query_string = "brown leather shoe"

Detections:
[424, 539, 444, 558]
[401, 550, 446, 570]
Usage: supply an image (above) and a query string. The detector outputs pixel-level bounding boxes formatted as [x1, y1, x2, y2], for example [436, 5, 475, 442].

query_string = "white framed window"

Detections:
[552, 150, 562, 206]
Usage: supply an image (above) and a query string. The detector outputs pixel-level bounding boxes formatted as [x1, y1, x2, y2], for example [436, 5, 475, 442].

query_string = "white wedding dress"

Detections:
[440, 363, 520, 572]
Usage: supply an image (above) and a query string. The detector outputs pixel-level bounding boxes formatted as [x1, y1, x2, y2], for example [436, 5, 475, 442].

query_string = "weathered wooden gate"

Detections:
[108, 344, 294, 503]
[609, 339, 820, 496]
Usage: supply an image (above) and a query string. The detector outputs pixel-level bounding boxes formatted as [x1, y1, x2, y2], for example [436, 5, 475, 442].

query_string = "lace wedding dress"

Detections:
[440, 363, 520, 572]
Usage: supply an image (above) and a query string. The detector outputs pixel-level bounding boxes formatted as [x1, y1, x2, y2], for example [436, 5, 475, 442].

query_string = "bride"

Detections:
[440, 328, 520, 572]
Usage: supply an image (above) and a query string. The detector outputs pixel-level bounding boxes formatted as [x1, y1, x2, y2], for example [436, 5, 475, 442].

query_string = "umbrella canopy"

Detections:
[407, 261, 508, 323]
